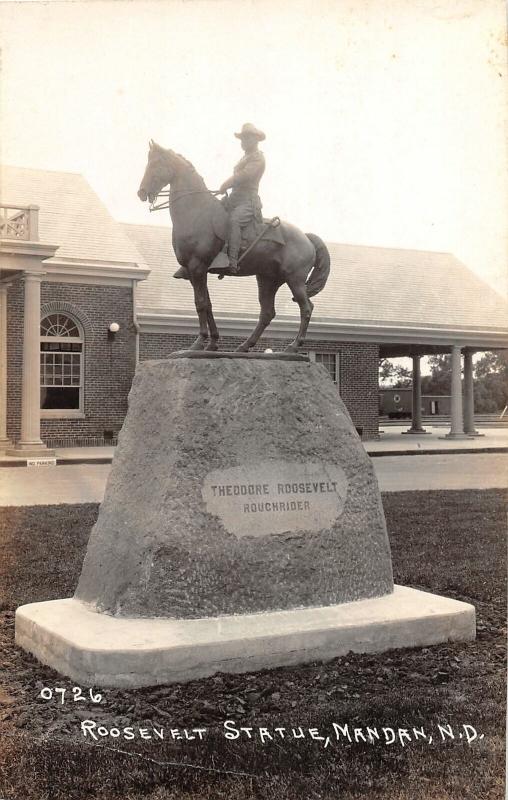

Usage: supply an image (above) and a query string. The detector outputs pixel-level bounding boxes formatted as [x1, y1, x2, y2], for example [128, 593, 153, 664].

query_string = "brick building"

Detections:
[1, 165, 507, 453]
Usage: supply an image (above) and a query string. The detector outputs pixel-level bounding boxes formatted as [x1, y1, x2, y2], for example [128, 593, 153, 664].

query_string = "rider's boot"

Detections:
[173, 266, 190, 280]
[228, 256, 240, 274]
[227, 221, 242, 274]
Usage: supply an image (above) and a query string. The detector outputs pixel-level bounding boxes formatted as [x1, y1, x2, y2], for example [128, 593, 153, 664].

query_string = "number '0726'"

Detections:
[39, 687, 102, 704]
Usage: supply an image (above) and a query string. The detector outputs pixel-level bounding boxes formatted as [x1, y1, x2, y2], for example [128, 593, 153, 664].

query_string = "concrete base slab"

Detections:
[15, 586, 475, 688]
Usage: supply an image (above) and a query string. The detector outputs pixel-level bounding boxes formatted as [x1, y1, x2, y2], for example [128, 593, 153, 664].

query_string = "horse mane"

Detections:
[153, 144, 198, 174]
[150, 139, 205, 186]
[173, 152, 196, 171]
[157, 145, 205, 185]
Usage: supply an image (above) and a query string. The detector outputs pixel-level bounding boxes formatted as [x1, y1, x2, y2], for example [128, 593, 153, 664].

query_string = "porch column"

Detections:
[7, 271, 54, 456]
[443, 345, 469, 439]
[463, 348, 481, 436]
[402, 354, 428, 434]
[0, 284, 12, 451]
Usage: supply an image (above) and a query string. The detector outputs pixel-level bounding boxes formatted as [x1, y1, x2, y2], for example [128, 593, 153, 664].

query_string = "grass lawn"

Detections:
[0, 489, 506, 800]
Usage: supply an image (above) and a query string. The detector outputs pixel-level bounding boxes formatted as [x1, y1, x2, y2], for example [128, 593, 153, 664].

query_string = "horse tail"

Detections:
[305, 233, 331, 298]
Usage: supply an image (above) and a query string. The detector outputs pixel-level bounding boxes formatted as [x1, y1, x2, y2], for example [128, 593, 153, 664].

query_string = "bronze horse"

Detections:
[137, 141, 330, 352]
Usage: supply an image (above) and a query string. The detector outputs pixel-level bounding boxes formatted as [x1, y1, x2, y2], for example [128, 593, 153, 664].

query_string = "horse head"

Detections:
[137, 140, 178, 203]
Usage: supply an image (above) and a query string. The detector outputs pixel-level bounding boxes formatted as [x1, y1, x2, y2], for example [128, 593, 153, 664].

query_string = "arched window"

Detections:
[40, 313, 84, 412]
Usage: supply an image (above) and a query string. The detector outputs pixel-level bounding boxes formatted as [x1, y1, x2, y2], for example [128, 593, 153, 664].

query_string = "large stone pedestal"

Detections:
[15, 352, 475, 686]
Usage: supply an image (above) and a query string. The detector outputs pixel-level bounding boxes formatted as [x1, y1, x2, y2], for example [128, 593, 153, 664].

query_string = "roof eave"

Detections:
[137, 311, 508, 349]
[43, 258, 150, 283]
[0, 239, 59, 260]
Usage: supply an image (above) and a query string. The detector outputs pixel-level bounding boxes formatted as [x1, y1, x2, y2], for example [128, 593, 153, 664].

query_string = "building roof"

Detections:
[2, 163, 505, 347]
[1, 165, 145, 268]
[124, 222, 508, 338]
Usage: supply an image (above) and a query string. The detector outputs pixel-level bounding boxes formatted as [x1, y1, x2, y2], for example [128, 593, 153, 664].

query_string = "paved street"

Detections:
[373, 452, 507, 493]
[0, 453, 506, 507]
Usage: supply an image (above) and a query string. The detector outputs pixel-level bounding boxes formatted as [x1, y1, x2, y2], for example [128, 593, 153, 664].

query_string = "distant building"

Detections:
[1, 165, 507, 453]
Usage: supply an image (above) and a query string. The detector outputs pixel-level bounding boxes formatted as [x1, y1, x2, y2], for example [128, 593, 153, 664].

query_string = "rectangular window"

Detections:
[315, 352, 337, 383]
[40, 346, 82, 410]
[307, 351, 340, 388]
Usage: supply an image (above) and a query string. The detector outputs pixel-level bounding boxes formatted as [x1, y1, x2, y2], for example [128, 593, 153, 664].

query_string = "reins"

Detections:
[149, 189, 222, 213]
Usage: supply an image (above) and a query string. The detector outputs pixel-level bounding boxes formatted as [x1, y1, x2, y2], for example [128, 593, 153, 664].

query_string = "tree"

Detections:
[421, 355, 452, 395]
[419, 351, 508, 412]
[380, 352, 508, 412]
[379, 359, 412, 388]
[473, 351, 508, 413]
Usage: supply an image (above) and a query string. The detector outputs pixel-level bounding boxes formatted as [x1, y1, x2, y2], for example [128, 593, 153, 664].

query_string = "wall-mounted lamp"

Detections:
[108, 322, 120, 341]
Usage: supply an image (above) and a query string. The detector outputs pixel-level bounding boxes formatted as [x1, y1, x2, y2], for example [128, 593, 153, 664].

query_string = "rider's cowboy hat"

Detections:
[234, 123, 266, 141]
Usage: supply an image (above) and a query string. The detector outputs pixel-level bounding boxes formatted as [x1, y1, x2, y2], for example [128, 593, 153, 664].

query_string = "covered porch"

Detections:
[379, 339, 508, 440]
[0, 203, 59, 455]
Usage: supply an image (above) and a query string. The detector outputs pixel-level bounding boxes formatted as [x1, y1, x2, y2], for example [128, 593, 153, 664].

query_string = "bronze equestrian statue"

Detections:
[137, 131, 330, 353]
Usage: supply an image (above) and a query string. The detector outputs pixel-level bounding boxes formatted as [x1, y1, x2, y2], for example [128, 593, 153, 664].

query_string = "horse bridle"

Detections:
[149, 189, 223, 213]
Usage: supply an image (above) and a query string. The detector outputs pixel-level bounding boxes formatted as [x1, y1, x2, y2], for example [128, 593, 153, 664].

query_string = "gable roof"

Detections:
[1, 165, 145, 268]
[124, 223, 508, 338]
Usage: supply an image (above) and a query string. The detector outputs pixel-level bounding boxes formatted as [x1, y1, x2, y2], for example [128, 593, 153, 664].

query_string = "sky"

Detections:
[1, 0, 507, 295]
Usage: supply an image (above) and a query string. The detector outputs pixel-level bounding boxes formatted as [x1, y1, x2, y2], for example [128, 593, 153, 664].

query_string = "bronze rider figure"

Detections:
[219, 122, 266, 273]
[173, 123, 265, 279]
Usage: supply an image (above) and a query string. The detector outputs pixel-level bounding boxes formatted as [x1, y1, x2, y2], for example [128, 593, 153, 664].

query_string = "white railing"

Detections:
[0, 205, 39, 240]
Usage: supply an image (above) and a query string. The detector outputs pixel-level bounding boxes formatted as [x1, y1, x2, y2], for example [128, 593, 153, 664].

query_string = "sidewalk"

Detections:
[1, 426, 507, 468]
[0, 446, 115, 467]
[366, 424, 508, 456]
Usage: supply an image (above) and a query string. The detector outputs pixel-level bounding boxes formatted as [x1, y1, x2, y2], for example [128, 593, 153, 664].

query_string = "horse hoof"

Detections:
[189, 339, 207, 351]
[235, 344, 250, 353]
[205, 342, 220, 352]
[284, 344, 299, 353]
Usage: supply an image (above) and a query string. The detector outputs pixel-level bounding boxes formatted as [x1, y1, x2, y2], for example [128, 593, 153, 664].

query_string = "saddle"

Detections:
[240, 216, 285, 248]
[208, 207, 285, 273]
[173, 207, 285, 280]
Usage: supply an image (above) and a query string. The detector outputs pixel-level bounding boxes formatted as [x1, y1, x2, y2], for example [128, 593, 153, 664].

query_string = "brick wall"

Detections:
[140, 332, 380, 439]
[6, 280, 136, 446]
